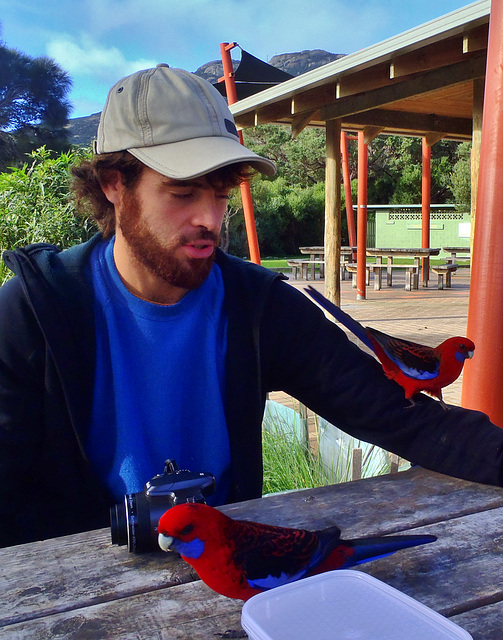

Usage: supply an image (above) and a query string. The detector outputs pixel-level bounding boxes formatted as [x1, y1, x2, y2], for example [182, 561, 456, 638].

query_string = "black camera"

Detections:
[110, 459, 215, 553]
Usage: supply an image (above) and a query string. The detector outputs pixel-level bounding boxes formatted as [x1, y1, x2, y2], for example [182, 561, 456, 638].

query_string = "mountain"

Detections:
[66, 49, 344, 146]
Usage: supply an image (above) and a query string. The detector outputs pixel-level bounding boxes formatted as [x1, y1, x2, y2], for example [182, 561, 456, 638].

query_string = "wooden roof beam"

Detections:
[233, 111, 257, 130]
[336, 63, 392, 99]
[390, 35, 469, 80]
[320, 53, 486, 122]
[291, 84, 337, 115]
[424, 132, 446, 147]
[253, 98, 292, 125]
[291, 111, 318, 138]
[463, 23, 489, 53]
[363, 126, 384, 144]
[342, 108, 472, 138]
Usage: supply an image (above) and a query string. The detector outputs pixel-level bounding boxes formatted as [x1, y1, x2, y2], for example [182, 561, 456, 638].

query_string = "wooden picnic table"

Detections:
[443, 246, 471, 264]
[366, 247, 441, 289]
[298, 246, 356, 280]
[1, 467, 502, 639]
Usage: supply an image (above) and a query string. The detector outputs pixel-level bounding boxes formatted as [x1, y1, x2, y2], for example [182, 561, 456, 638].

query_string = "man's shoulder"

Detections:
[215, 250, 284, 290]
[2, 234, 102, 280]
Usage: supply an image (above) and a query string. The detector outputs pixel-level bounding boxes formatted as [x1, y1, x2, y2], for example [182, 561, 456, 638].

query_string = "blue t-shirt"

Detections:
[85, 238, 231, 505]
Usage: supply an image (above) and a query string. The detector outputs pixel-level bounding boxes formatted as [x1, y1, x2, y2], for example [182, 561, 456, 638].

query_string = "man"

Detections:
[1, 65, 502, 548]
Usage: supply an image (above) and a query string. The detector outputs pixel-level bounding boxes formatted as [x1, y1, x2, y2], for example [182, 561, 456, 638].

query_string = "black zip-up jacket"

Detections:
[2, 235, 503, 547]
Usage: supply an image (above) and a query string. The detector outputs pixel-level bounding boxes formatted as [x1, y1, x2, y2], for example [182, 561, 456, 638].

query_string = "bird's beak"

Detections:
[467, 350, 474, 359]
[158, 533, 174, 552]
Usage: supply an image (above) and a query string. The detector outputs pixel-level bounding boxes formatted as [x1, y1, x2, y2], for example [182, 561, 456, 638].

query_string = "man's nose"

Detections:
[190, 191, 226, 229]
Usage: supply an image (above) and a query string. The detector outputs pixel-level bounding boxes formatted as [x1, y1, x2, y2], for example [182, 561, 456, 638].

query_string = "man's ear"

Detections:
[101, 170, 124, 205]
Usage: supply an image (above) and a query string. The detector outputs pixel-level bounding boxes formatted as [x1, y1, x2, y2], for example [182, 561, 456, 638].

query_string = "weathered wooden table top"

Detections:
[1, 467, 502, 639]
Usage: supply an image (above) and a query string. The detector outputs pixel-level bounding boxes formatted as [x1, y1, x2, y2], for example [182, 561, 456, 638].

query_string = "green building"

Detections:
[358, 205, 471, 259]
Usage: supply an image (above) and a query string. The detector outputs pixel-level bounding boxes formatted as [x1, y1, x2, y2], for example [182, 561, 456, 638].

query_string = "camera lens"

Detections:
[110, 493, 160, 553]
[110, 498, 128, 546]
[125, 492, 155, 553]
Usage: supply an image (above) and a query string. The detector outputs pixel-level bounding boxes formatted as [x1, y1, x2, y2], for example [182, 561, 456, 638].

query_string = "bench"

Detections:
[431, 263, 457, 289]
[345, 263, 418, 291]
[287, 259, 325, 280]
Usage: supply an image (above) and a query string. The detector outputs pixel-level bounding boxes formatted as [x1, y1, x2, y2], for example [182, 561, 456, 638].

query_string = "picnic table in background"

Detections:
[428, 247, 471, 289]
[365, 247, 441, 290]
[290, 246, 356, 280]
[443, 246, 471, 264]
[1, 467, 503, 639]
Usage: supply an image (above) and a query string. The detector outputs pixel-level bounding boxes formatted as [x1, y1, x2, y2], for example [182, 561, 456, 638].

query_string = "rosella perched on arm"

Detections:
[158, 503, 436, 601]
[304, 286, 474, 408]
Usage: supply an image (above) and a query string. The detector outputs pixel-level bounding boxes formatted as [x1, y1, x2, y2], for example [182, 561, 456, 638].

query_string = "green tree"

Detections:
[450, 142, 471, 212]
[0, 146, 97, 283]
[226, 176, 325, 257]
[0, 44, 72, 170]
[242, 124, 326, 187]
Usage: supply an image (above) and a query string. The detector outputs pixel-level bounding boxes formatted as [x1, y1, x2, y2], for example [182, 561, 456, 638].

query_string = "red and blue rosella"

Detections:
[158, 503, 436, 601]
[305, 286, 474, 407]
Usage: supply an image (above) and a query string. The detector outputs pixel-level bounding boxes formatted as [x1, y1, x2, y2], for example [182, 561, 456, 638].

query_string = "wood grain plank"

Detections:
[361, 507, 503, 622]
[451, 601, 503, 640]
[2, 507, 503, 639]
[221, 468, 503, 536]
[0, 581, 243, 640]
[2, 469, 502, 634]
[0, 529, 195, 628]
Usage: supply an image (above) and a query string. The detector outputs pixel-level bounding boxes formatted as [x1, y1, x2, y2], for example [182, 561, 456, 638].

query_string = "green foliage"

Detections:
[262, 425, 327, 495]
[450, 142, 472, 212]
[0, 44, 72, 170]
[242, 124, 326, 187]
[229, 125, 467, 256]
[226, 176, 326, 256]
[0, 146, 97, 283]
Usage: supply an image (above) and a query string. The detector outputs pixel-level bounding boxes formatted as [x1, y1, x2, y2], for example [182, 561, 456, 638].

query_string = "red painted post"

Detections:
[220, 43, 261, 265]
[462, 0, 503, 425]
[341, 131, 357, 251]
[421, 138, 431, 286]
[356, 131, 368, 301]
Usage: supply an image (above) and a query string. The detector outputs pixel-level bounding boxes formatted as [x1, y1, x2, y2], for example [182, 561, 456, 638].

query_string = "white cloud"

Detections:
[47, 33, 156, 84]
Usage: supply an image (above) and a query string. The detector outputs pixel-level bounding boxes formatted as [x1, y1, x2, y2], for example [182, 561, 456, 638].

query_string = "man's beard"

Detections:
[118, 189, 219, 291]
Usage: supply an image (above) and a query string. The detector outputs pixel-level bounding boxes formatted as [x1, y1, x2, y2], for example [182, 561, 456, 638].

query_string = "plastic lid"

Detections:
[241, 570, 472, 640]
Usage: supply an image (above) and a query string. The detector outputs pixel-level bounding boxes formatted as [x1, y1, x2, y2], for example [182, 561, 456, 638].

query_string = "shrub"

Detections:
[0, 146, 97, 283]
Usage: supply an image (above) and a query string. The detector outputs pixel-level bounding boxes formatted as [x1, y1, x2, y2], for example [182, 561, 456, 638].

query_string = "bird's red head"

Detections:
[157, 502, 230, 558]
[440, 337, 475, 363]
[158, 503, 210, 538]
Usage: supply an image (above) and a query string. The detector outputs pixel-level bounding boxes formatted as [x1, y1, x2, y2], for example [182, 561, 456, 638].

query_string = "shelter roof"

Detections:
[230, 0, 489, 141]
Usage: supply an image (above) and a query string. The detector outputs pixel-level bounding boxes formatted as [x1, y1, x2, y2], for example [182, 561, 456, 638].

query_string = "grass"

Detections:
[262, 404, 397, 495]
[260, 257, 301, 271]
[262, 427, 327, 495]
[259, 256, 469, 270]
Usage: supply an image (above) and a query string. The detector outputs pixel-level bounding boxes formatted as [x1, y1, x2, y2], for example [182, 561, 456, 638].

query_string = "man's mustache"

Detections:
[178, 230, 219, 245]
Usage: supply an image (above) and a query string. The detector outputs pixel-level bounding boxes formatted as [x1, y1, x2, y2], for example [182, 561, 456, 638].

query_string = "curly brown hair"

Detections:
[71, 151, 254, 238]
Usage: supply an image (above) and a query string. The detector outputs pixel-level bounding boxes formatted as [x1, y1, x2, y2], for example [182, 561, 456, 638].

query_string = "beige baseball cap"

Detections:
[94, 64, 276, 179]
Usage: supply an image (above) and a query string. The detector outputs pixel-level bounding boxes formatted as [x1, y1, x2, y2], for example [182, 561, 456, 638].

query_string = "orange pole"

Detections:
[462, 0, 503, 425]
[356, 131, 368, 301]
[220, 42, 261, 264]
[341, 131, 357, 251]
[421, 138, 431, 287]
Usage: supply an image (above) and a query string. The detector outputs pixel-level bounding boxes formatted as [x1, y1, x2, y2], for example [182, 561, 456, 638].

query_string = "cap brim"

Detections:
[128, 136, 276, 180]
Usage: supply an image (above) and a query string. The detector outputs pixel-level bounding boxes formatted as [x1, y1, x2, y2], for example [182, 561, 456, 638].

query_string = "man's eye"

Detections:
[171, 191, 193, 199]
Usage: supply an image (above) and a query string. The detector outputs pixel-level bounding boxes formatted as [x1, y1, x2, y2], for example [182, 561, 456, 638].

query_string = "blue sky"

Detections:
[2, 0, 475, 119]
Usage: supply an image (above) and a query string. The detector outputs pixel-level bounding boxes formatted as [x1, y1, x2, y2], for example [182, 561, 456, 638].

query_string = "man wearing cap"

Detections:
[1, 65, 503, 548]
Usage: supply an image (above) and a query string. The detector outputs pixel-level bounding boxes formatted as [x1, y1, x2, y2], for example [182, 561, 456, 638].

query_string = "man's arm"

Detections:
[260, 280, 503, 487]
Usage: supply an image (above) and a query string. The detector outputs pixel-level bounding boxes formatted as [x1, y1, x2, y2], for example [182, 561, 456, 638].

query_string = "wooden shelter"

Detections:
[228, 0, 503, 425]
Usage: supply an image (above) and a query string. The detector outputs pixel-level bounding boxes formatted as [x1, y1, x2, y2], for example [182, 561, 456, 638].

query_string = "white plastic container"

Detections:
[241, 570, 472, 640]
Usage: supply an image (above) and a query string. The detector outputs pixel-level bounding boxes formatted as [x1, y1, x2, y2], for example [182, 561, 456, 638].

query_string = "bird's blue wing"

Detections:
[369, 329, 440, 380]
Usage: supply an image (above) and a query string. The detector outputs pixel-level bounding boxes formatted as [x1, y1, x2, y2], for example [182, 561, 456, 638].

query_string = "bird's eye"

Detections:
[181, 524, 194, 536]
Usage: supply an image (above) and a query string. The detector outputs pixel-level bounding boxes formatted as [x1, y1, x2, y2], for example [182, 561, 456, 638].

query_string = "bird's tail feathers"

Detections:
[304, 286, 374, 351]
[340, 533, 436, 568]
